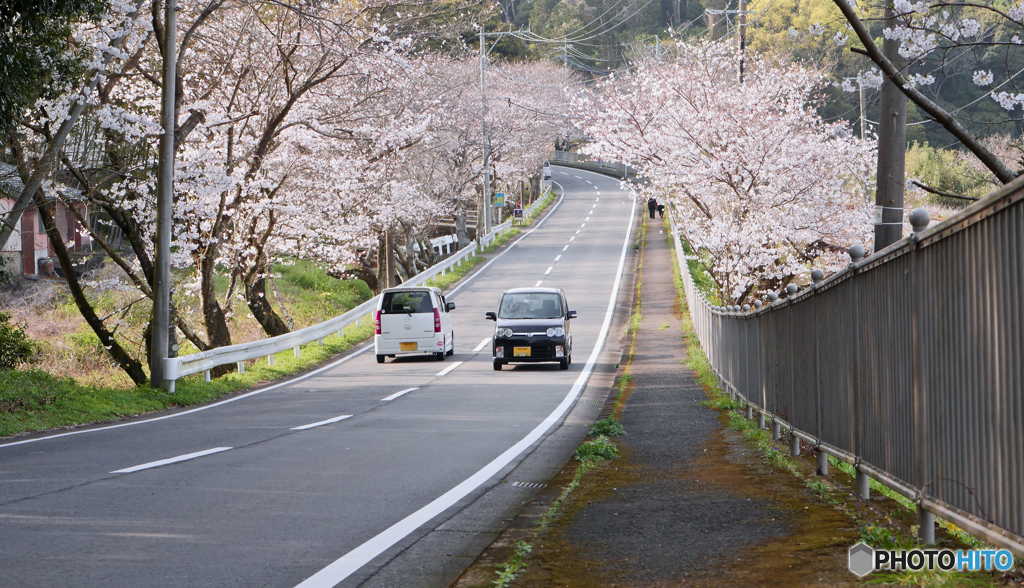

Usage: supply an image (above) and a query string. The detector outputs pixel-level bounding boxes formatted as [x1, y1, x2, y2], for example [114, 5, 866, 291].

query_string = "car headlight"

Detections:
[546, 327, 565, 337]
[496, 328, 513, 338]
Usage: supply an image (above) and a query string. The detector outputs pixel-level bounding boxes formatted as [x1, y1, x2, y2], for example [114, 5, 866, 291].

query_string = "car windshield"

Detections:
[381, 291, 432, 314]
[498, 293, 562, 319]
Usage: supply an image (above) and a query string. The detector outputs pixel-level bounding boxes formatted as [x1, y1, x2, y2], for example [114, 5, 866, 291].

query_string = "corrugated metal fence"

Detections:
[673, 175, 1024, 556]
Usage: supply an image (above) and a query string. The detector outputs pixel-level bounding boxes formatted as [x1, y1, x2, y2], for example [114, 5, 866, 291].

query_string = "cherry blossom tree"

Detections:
[3, 0, 486, 383]
[576, 40, 876, 305]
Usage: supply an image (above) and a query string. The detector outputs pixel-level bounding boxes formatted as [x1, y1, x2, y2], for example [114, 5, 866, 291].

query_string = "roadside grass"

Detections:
[481, 229, 521, 254]
[522, 190, 555, 225]
[668, 235, 1019, 587]
[423, 255, 485, 290]
[679, 238, 720, 305]
[1, 319, 374, 438]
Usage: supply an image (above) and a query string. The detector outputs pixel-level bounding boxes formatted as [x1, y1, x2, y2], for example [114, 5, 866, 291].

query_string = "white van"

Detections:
[374, 287, 455, 363]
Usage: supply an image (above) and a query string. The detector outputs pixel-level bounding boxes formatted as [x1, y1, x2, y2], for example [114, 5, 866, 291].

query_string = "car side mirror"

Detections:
[567, 310, 577, 319]
[485, 311, 497, 321]
[446, 302, 456, 312]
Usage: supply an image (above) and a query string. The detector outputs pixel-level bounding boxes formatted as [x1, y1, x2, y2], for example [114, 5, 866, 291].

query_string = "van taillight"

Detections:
[433, 308, 441, 333]
[375, 311, 381, 335]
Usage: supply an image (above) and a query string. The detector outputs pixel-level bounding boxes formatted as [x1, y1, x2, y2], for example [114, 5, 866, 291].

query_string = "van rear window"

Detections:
[381, 291, 433, 314]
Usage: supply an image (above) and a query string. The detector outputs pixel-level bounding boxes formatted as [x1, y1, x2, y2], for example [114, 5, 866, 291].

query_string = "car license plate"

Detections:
[514, 346, 531, 357]
[401, 342, 417, 351]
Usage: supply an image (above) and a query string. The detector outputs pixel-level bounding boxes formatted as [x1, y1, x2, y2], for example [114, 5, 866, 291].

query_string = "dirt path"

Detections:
[454, 217, 865, 587]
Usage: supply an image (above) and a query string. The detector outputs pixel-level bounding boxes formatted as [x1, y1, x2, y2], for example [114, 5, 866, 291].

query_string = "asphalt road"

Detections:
[0, 166, 637, 588]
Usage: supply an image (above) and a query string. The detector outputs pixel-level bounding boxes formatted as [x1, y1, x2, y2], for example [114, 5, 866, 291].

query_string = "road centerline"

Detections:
[472, 337, 491, 352]
[111, 447, 232, 474]
[292, 415, 353, 430]
[435, 362, 464, 377]
[380, 388, 419, 402]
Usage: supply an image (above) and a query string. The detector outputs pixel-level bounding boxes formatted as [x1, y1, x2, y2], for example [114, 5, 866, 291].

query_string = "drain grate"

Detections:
[580, 400, 604, 404]
[509, 481, 547, 489]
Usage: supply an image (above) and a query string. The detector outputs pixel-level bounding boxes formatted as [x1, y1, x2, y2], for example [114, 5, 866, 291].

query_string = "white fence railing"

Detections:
[163, 192, 551, 392]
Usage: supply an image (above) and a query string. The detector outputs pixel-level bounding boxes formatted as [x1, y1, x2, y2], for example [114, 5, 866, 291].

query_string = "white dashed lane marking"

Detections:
[381, 388, 419, 402]
[436, 362, 464, 377]
[544, 266, 553, 275]
[535, 280, 543, 287]
[111, 447, 232, 474]
[563, 245, 569, 251]
[292, 415, 353, 430]
[554, 255, 561, 262]
[473, 338, 491, 352]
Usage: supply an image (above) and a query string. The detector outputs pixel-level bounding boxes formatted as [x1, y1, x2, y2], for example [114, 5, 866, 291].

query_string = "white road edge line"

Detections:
[435, 361, 464, 377]
[293, 181, 638, 588]
[292, 415, 353, 430]
[381, 388, 419, 402]
[472, 337, 491, 352]
[2, 344, 375, 449]
[111, 447, 232, 474]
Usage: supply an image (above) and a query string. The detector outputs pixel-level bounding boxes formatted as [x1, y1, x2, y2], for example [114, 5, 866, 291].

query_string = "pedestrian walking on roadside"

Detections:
[657, 203, 665, 218]
[647, 197, 657, 219]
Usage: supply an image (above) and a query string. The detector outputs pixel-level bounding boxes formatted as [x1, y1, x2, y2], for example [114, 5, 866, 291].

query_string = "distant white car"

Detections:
[374, 287, 455, 363]
[542, 161, 552, 180]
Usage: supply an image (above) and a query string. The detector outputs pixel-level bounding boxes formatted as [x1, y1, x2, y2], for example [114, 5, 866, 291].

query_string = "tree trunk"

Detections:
[456, 202, 469, 249]
[199, 247, 233, 376]
[35, 192, 148, 385]
[245, 270, 290, 337]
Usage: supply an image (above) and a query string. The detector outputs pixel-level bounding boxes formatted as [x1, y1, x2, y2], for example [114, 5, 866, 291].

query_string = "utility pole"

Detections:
[383, 231, 395, 288]
[873, 3, 907, 252]
[859, 78, 867, 140]
[151, 0, 177, 389]
[737, 0, 747, 83]
[479, 26, 492, 245]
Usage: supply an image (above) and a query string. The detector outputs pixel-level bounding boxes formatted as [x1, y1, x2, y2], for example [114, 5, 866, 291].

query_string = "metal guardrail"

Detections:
[163, 193, 550, 392]
[670, 175, 1024, 557]
[546, 151, 637, 179]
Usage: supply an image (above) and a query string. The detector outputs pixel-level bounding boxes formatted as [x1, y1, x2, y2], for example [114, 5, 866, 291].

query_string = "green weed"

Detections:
[575, 435, 619, 462]
[493, 540, 532, 588]
[589, 417, 625, 437]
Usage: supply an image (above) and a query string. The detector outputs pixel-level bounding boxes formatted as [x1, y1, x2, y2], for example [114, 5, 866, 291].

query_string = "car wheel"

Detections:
[388, 355, 395, 358]
[376, 354, 385, 364]
[567, 353, 572, 365]
[493, 360, 502, 371]
[559, 359, 569, 370]
[446, 333, 454, 356]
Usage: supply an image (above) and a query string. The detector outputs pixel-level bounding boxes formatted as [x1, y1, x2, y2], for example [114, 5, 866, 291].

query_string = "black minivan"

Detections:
[485, 287, 576, 370]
